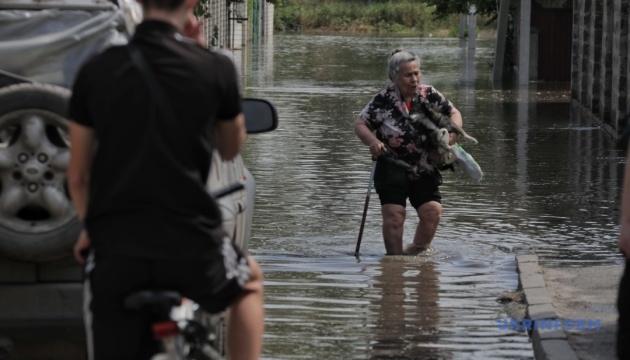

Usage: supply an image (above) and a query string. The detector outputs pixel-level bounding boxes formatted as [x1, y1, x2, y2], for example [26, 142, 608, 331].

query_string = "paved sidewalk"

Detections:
[516, 253, 623, 360]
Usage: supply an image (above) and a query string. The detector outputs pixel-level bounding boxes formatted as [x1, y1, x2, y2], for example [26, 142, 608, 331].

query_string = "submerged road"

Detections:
[239, 34, 623, 359]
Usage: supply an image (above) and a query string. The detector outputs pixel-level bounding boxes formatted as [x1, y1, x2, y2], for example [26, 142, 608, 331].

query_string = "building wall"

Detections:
[572, 0, 629, 137]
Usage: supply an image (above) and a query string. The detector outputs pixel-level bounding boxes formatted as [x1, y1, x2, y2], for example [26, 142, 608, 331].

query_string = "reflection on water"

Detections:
[367, 256, 442, 359]
[239, 34, 623, 359]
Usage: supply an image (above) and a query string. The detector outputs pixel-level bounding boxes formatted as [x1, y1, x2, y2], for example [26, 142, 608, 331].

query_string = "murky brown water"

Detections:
[238, 34, 624, 359]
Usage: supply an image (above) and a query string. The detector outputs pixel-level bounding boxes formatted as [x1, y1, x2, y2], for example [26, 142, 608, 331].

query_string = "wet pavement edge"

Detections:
[516, 253, 580, 360]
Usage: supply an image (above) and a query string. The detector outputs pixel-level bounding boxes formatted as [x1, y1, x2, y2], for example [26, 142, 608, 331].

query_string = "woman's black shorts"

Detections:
[373, 158, 442, 209]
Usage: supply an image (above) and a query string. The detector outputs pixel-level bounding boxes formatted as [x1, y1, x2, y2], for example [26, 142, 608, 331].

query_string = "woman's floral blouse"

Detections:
[359, 83, 454, 173]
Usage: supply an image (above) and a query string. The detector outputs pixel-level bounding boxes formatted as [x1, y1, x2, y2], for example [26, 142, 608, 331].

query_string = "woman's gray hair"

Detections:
[388, 50, 421, 81]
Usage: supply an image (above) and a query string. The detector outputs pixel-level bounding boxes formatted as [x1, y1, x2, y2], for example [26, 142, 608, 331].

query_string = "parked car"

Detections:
[0, 1, 277, 359]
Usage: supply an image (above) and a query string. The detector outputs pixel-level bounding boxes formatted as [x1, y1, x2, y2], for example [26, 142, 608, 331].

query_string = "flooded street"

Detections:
[238, 35, 624, 359]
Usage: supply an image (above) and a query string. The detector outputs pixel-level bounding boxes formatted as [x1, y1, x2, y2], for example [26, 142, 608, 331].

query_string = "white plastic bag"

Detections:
[451, 144, 483, 182]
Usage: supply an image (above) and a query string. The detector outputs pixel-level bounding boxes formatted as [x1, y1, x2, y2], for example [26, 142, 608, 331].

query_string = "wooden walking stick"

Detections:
[354, 161, 377, 257]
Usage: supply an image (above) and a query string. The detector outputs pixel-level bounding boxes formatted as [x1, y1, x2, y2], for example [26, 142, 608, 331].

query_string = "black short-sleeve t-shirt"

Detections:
[68, 20, 242, 259]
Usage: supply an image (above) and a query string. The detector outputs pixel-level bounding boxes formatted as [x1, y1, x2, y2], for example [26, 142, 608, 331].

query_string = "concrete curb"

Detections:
[515, 253, 579, 360]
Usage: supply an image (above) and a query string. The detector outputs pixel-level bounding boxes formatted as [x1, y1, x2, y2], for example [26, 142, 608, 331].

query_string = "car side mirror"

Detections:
[243, 98, 278, 134]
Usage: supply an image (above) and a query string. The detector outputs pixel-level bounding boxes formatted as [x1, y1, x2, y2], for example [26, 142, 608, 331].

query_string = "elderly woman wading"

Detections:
[354, 50, 464, 255]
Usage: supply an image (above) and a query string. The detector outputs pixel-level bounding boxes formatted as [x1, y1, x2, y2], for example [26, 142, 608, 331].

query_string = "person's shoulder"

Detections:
[377, 83, 395, 96]
[207, 47, 235, 61]
[203, 47, 238, 68]
[180, 43, 237, 73]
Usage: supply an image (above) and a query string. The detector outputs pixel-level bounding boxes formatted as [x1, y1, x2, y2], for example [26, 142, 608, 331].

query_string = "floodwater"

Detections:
[237, 35, 625, 359]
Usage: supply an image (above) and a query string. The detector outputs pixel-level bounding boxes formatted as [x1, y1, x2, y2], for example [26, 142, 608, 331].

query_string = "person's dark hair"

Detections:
[139, 0, 185, 11]
[388, 49, 420, 82]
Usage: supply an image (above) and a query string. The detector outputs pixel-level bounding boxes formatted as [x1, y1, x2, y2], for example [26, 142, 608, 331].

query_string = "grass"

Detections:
[274, 0, 496, 36]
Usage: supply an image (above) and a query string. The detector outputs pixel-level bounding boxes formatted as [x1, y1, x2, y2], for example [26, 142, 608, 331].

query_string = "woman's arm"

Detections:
[354, 118, 384, 159]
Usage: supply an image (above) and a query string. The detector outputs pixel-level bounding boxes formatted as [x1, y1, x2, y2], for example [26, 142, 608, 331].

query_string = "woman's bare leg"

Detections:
[412, 201, 442, 248]
[382, 204, 406, 255]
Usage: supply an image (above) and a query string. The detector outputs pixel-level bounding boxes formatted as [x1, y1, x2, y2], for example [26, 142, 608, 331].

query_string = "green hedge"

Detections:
[274, 0, 495, 35]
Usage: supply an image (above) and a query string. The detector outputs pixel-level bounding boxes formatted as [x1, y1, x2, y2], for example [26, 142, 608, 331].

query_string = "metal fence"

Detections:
[200, 0, 274, 50]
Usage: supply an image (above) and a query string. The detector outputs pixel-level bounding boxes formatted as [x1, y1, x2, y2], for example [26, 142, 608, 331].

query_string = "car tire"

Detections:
[0, 83, 80, 262]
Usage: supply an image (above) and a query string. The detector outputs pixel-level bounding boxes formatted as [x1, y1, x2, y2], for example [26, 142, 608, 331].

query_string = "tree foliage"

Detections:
[194, 0, 212, 19]
[421, 0, 573, 21]
[278, 0, 499, 20]
[421, 0, 499, 19]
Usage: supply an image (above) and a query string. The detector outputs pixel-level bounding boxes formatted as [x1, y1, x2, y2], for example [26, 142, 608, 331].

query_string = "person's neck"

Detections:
[401, 92, 414, 103]
[142, 9, 187, 31]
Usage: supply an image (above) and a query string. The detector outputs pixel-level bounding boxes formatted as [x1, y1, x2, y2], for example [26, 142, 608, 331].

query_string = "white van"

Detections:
[0, 1, 276, 358]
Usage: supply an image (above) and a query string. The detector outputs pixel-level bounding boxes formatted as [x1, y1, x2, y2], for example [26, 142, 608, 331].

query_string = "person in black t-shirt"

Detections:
[67, 0, 264, 359]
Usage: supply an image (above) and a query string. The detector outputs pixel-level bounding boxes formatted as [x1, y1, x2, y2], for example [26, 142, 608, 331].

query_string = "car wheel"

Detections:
[0, 83, 80, 262]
